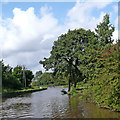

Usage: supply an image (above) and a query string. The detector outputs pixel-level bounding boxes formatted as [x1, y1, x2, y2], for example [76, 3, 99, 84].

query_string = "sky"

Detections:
[0, 0, 119, 74]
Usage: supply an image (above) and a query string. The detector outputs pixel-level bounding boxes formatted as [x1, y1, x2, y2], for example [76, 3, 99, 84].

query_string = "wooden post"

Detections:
[23, 65, 26, 88]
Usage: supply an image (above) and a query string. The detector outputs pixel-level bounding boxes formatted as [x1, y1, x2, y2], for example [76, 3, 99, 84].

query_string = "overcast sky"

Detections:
[0, 0, 119, 74]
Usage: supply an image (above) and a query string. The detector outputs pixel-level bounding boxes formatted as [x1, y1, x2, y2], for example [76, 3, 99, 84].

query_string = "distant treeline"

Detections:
[1, 61, 34, 90]
[32, 71, 68, 87]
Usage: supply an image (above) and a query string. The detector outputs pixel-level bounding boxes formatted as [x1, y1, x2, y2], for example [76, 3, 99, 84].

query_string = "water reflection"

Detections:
[2, 87, 120, 118]
[82, 101, 120, 118]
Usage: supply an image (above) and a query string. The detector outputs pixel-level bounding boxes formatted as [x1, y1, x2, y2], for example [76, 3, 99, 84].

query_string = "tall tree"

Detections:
[95, 14, 115, 46]
[40, 28, 96, 91]
[12, 65, 23, 85]
[25, 70, 34, 87]
[81, 14, 115, 83]
[12, 65, 34, 88]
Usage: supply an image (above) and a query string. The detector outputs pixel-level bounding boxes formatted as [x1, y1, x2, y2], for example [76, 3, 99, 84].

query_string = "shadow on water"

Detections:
[2, 87, 120, 118]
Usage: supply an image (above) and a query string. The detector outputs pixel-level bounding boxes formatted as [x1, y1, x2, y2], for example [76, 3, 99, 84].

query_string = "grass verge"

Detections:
[2, 87, 47, 98]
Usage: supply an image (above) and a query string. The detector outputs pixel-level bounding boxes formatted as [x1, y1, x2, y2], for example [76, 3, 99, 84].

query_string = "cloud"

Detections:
[114, 17, 118, 28]
[66, 1, 107, 30]
[40, 5, 52, 16]
[112, 30, 118, 44]
[0, 6, 62, 73]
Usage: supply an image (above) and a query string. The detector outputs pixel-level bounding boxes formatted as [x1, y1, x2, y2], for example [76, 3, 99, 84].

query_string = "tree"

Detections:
[12, 65, 34, 88]
[95, 14, 115, 46]
[25, 70, 34, 87]
[12, 65, 23, 85]
[2, 61, 22, 90]
[37, 72, 53, 86]
[34, 70, 43, 81]
[52, 72, 68, 86]
[36, 71, 42, 78]
[40, 28, 96, 91]
[79, 14, 115, 84]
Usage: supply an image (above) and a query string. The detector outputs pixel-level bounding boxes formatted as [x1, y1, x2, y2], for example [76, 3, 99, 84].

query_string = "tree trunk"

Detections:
[68, 70, 72, 92]
[68, 79, 71, 92]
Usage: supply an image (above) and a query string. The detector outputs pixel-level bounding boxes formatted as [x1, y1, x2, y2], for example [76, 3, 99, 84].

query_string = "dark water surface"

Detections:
[2, 87, 120, 118]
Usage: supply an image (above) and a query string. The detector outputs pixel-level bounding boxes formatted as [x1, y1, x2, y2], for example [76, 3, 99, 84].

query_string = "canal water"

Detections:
[2, 87, 120, 118]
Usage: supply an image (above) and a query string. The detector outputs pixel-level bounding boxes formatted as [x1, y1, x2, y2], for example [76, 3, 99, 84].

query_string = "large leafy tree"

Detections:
[40, 28, 96, 91]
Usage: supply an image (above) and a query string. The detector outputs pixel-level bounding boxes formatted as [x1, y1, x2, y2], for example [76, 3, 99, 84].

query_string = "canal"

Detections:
[2, 87, 120, 118]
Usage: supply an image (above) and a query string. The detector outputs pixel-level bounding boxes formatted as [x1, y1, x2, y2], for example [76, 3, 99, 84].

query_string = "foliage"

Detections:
[95, 13, 114, 46]
[2, 62, 23, 90]
[2, 61, 34, 90]
[31, 81, 40, 87]
[32, 71, 67, 87]
[81, 14, 120, 111]
[40, 28, 96, 91]
[25, 70, 34, 87]
[68, 87, 77, 96]
[84, 42, 120, 111]
[12, 65, 23, 84]
[52, 72, 68, 86]
[33, 70, 43, 81]
[37, 72, 53, 85]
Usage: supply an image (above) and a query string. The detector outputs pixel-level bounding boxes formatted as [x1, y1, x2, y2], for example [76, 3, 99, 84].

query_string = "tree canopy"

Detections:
[40, 28, 98, 91]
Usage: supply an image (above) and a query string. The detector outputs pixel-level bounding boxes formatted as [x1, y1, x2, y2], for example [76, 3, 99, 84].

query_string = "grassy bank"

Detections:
[55, 85, 68, 88]
[2, 87, 47, 98]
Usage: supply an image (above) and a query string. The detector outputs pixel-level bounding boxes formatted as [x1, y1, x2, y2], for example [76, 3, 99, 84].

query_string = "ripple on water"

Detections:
[2, 96, 33, 118]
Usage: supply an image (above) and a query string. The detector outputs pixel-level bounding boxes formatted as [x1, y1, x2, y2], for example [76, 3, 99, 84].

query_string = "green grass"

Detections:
[2, 86, 47, 94]
[55, 85, 68, 88]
